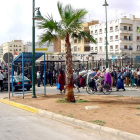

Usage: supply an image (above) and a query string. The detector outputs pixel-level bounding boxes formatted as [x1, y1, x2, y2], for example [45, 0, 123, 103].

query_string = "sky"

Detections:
[0, 0, 140, 45]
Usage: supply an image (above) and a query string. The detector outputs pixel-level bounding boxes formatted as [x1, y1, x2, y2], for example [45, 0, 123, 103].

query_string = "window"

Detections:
[10, 49, 12, 51]
[110, 27, 113, 31]
[115, 45, 118, 50]
[84, 46, 90, 51]
[115, 35, 118, 40]
[124, 36, 127, 40]
[99, 37, 102, 42]
[19, 45, 21, 47]
[95, 47, 98, 51]
[19, 49, 21, 51]
[91, 31, 93, 34]
[115, 26, 118, 31]
[91, 47, 93, 50]
[16, 45, 18, 47]
[137, 45, 140, 49]
[99, 46, 102, 50]
[110, 36, 113, 41]
[99, 29, 102, 33]
[124, 26, 127, 30]
[110, 46, 113, 50]
[95, 30, 97, 34]
[137, 36, 140, 40]
[14, 45, 15, 47]
[124, 45, 127, 49]
[10, 45, 12, 47]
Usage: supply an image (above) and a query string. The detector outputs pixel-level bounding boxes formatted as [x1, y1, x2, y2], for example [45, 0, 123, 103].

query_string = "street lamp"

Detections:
[32, 0, 43, 98]
[103, 0, 109, 68]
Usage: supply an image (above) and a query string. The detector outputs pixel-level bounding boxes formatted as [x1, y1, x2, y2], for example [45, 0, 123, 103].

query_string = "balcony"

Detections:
[120, 47, 133, 51]
[120, 38, 133, 43]
[120, 28, 133, 34]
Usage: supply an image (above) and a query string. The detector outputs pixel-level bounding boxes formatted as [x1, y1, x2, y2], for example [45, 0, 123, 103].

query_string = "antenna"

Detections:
[89, 14, 90, 22]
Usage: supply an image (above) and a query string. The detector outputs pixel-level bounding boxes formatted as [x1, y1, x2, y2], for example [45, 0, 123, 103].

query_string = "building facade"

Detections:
[2, 40, 28, 57]
[89, 15, 140, 61]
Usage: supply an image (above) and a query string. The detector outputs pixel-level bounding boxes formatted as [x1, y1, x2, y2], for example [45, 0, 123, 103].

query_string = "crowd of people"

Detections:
[31, 65, 140, 94]
[73, 66, 140, 92]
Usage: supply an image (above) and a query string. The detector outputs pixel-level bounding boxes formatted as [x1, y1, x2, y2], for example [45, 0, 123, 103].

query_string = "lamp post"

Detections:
[32, 0, 42, 98]
[103, 0, 109, 68]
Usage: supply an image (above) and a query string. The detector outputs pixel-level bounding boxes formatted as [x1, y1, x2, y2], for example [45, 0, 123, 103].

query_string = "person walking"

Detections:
[130, 70, 135, 88]
[116, 70, 125, 91]
[104, 68, 112, 86]
[37, 71, 41, 87]
[124, 69, 130, 87]
[137, 69, 140, 90]
[58, 70, 65, 94]
[48, 70, 53, 86]
[0, 72, 4, 92]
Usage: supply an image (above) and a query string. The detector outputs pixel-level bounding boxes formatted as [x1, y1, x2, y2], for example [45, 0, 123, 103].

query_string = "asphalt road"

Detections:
[0, 85, 140, 99]
[0, 101, 120, 140]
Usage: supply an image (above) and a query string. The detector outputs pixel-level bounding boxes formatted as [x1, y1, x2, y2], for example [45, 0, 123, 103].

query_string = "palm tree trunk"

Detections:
[65, 34, 75, 102]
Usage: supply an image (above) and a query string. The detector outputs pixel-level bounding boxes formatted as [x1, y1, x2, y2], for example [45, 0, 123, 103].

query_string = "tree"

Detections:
[37, 1, 96, 102]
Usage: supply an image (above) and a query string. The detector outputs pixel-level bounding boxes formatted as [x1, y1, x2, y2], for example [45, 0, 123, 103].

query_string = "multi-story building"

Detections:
[2, 40, 28, 57]
[89, 15, 140, 61]
[0, 46, 3, 58]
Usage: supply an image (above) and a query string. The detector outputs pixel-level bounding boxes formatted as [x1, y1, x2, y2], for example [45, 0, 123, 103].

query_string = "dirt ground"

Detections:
[8, 94, 140, 135]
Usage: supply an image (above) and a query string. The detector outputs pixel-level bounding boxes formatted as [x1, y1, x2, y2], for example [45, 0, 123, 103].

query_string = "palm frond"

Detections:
[71, 31, 96, 44]
[37, 14, 60, 33]
[38, 31, 57, 45]
[57, 1, 64, 19]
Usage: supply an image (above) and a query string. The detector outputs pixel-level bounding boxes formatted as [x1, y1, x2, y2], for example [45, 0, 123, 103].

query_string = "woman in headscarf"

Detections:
[58, 70, 65, 94]
[104, 68, 112, 86]
[116, 70, 125, 91]
[137, 69, 140, 90]
[130, 70, 135, 88]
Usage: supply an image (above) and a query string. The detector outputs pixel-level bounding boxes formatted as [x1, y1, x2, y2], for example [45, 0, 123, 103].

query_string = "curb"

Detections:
[1, 98, 140, 140]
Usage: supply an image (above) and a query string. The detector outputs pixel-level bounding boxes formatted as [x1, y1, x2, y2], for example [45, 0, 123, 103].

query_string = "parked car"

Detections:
[3, 76, 32, 91]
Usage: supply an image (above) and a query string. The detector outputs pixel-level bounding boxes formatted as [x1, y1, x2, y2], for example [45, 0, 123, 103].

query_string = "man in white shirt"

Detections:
[0, 72, 4, 92]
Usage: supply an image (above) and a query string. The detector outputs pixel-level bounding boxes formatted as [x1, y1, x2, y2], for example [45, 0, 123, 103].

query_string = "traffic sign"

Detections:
[3, 52, 14, 63]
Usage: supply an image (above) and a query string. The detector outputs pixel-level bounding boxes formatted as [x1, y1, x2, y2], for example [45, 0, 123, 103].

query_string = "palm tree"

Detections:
[37, 1, 96, 102]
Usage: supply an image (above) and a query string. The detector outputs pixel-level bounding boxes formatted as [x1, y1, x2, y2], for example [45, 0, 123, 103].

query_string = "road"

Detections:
[0, 85, 140, 99]
[0, 101, 120, 140]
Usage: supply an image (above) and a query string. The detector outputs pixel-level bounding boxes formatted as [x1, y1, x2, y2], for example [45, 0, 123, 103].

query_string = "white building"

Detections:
[89, 15, 140, 61]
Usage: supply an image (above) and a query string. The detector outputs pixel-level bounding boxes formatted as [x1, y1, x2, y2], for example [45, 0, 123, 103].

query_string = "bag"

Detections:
[56, 83, 60, 90]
